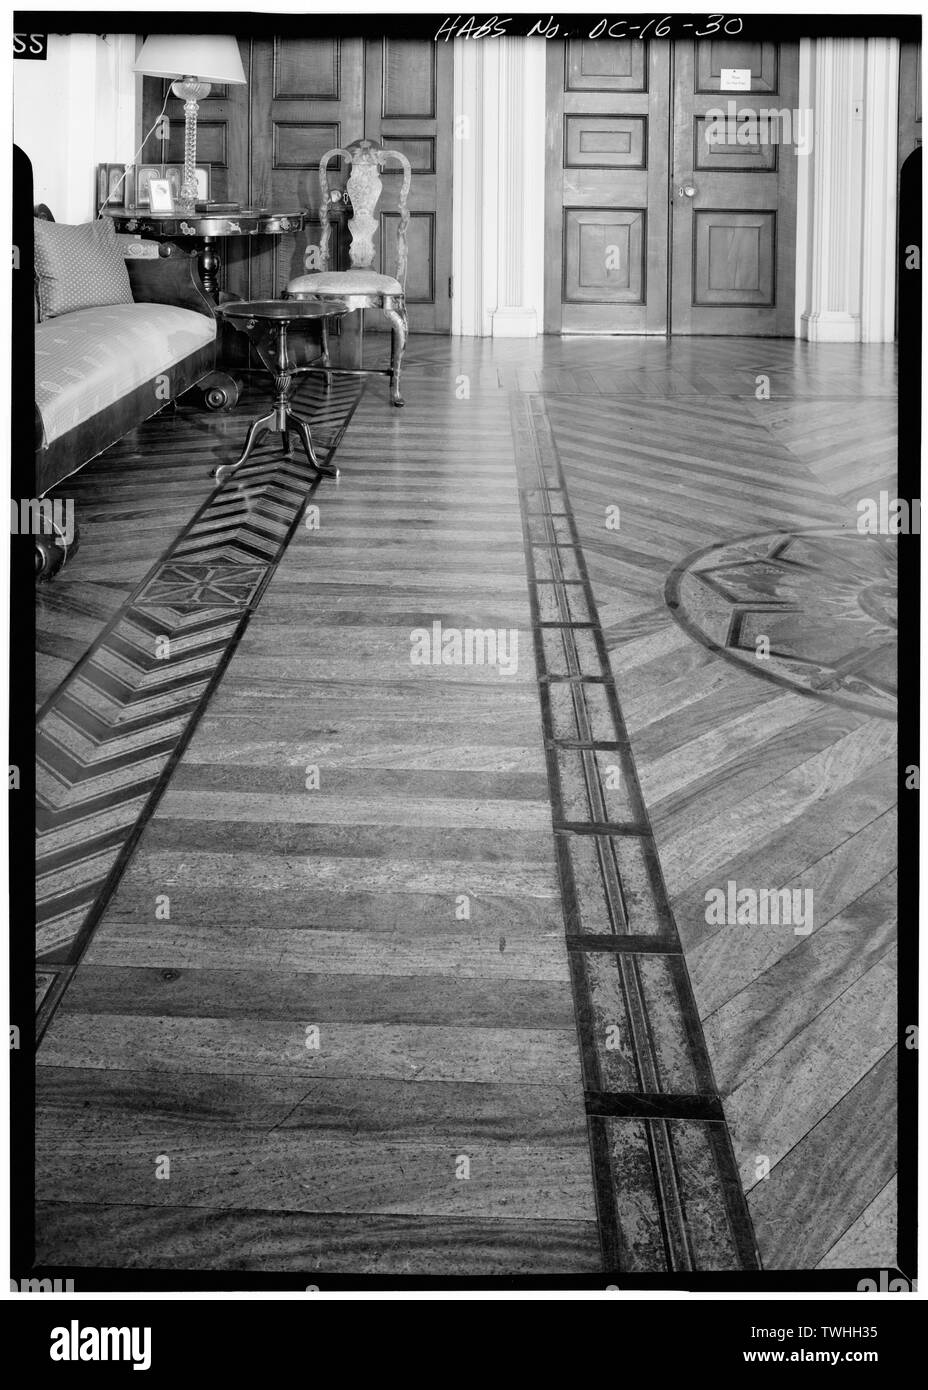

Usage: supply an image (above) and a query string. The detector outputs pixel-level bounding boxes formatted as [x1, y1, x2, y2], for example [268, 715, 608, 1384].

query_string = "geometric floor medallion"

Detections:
[666, 527, 897, 719]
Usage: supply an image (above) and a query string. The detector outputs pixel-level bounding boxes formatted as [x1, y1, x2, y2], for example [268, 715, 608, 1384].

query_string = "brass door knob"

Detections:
[677, 183, 697, 198]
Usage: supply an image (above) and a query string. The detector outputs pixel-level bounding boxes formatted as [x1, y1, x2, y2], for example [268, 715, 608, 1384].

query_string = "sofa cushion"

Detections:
[35, 303, 217, 446]
[34, 216, 133, 319]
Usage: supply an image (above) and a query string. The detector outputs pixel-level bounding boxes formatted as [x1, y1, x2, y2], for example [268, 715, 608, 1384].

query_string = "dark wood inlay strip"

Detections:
[510, 391, 761, 1273]
[586, 1092, 728, 1122]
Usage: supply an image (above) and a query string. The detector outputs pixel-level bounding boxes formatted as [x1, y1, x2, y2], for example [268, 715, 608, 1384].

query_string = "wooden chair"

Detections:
[286, 138, 411, 407]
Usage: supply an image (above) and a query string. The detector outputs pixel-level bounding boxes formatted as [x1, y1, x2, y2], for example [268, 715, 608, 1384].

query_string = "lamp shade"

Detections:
[133, 34, 246, 84]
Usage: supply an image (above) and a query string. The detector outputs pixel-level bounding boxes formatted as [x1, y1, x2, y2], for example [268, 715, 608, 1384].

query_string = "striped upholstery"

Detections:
[35, 303, 216, 445]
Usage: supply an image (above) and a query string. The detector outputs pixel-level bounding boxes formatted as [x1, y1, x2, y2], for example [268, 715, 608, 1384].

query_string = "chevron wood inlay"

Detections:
[35, 375, 363, 1024]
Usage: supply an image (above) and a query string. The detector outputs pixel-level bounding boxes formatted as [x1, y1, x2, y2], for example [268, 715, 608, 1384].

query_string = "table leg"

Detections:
[289, 411, 339, 478]
[212, 407, 275, 483]
[199, 235, 221, 298]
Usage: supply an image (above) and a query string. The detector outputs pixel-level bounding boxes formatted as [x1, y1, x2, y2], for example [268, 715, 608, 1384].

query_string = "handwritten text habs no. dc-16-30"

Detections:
[435, 15, 745, 41]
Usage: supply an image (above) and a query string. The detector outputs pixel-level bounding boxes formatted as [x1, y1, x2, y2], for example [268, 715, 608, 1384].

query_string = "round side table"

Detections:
[213, 298, 350, 485]
[109, 208, 307, 298]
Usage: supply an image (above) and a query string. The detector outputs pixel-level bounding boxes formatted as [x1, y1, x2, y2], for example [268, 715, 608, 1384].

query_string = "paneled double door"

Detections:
[545, 39, 799, 334]
[143, 37, 452, 331]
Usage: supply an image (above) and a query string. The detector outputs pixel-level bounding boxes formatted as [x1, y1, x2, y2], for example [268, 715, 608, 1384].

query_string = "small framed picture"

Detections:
[136, 164, 162, 208]
[107, 165, 126, 204]
[96, 162, 130, 214]
[147, 178, 174, 214]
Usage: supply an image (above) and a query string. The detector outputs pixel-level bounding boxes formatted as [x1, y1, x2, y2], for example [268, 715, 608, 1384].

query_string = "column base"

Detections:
[491, 306, 538, 338]
[800, 310, 861, 343]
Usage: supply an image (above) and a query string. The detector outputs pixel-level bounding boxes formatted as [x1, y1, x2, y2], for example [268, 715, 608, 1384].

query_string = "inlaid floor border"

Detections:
[510, 391, 761, 1273]
[35, 378, 364, 1040]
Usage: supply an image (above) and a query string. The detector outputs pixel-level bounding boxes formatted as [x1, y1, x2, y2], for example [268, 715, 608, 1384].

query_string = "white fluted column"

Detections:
[452, 36, 546, 336]
[861, 38, 900, 341]
[452, 41, 485, 335]
[800, 38, 866, 341]
[490, 37, 540, 336]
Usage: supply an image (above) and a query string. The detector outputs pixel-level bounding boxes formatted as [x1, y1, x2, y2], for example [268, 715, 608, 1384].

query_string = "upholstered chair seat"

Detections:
[289, 269, 403, 296]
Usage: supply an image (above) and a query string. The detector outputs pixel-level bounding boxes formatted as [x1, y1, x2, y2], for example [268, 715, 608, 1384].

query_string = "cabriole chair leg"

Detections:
[319, 316, 333, 392]
[385, 304, 407, 408]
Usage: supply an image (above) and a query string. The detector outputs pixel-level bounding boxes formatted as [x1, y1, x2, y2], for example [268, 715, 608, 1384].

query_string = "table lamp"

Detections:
[133, 34, 246, 212]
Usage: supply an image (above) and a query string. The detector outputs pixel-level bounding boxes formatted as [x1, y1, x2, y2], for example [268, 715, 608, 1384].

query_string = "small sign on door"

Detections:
[720, 68, 752, 91]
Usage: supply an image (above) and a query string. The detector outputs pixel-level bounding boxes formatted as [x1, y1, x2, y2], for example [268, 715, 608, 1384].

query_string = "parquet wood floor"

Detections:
[33, 334, 899, 1277]
[536, 343, 898, 1271]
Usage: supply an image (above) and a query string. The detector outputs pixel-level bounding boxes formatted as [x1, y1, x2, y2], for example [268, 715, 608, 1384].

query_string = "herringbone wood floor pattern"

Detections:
[538, 344, 897, 1270]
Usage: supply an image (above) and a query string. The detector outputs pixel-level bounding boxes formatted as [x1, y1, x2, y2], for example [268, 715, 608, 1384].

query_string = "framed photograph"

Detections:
[163, 164, 211, 202]
[147, 178, 174, 214]
[135, 164, 163, 208]
[96, 162, 131, 214]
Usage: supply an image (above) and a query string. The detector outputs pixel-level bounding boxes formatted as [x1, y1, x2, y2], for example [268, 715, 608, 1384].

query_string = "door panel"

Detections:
[694, 39, 780, 93]
[693, 211, 775, 305]
[670, 40, 799, 334]
[565, 207, 647, 303]
[382, 38, 436, 115]
[364, 38, 453, 332]
[273, 37, 342, 99]
[564, 114, 648, 169]
[693, 115, 778, 172]
[545, 40, 671, 333]
[566, 36, 648, 92]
